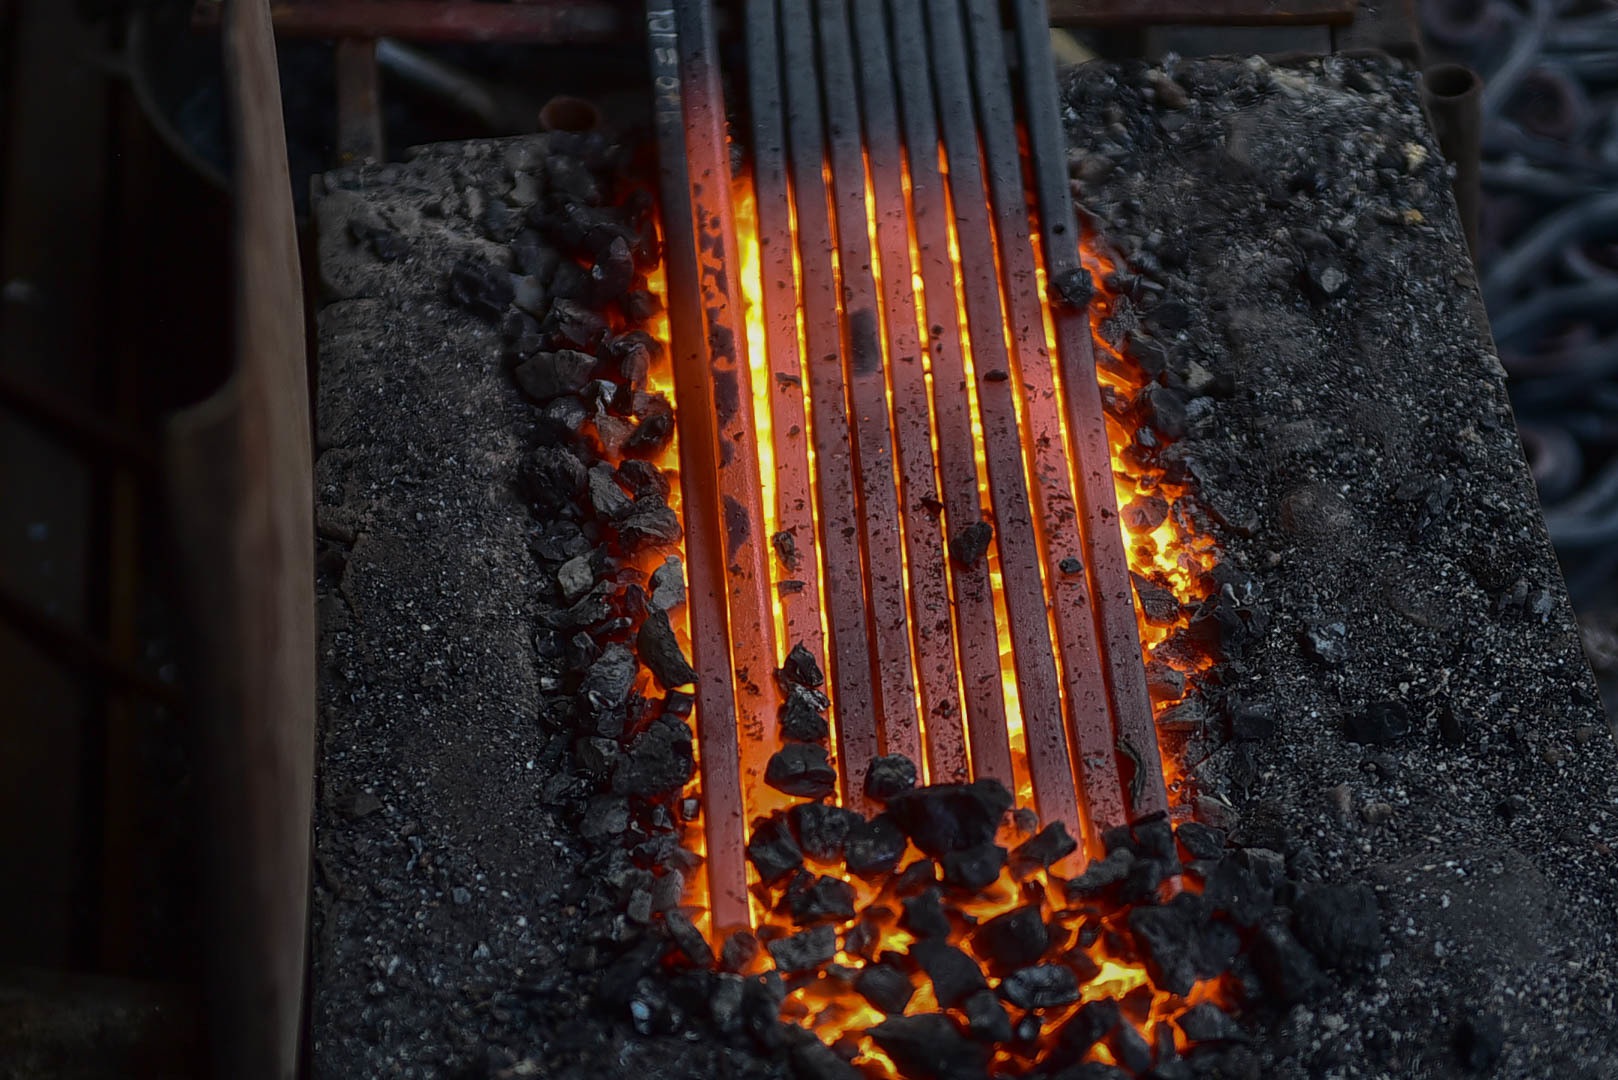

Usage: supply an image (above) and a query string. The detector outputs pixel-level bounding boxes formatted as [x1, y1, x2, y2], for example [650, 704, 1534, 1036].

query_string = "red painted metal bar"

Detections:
[923, 0, 1083, 845]
[672, 0, 784, 819]
[193, 0, 624, 42]
[779, 0, 880, 811]
[849, 0, 968, 785]
[1048, 0, 1356, 25]
[745, 0, 825, 676]
[888, 0, 1011, 790]
[1014, 0, 1169, 822]
[813, 0, 922, 773]
[963, 0, 1125, 838]
[645, 0, 750, 934]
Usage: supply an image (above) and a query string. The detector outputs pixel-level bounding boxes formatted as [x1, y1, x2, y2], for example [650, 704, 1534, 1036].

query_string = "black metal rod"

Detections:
[1422, 62, 1483, 262]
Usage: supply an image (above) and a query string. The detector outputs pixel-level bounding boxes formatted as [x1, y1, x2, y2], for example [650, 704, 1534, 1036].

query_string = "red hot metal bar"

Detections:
[813, 0, 924, 774]
[961, 0, 1126, 836]
[1014, 0, 1171, 822]
[888, 0, 1013, 790]
[646, 0, 750, 935]
[193, 0, 623, 42]
[1047, 0, 1356, 25]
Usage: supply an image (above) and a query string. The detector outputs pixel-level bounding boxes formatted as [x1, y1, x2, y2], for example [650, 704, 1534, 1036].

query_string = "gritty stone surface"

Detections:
[1066, 55, 1618, 1078]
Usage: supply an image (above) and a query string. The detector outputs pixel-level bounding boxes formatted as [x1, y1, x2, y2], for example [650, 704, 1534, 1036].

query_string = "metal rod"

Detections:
[1014, 0, 1169, 825]
[1422, 63, 1482, 263]
[965, 0, 1124, 839]
[334, 37, 382, 165]
[888, 0, 1013, 789]
[193, 0, 624, 42]
[779, 0, 881, 810]
[745, 0, 826, 682]
[1048, 0, 1356, 26]
[814, 0, 923, 773]
[851, 0, 968, 784]
[646, 0, 750, 934]
[925, 0, 1083, 844]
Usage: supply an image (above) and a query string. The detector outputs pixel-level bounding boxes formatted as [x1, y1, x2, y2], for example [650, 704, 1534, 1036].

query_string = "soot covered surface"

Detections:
[1065, 55, 1618, 1077]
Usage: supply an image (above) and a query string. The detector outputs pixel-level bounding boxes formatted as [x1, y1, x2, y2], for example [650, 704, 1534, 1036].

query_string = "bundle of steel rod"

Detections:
[648, 0, 1169, 936]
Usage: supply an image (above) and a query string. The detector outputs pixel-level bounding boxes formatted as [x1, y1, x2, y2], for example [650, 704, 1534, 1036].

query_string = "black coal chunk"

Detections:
[746, 813, 803, 883]
[720, 930, 759, 973]
[1203, 855, 1274, 928]
[901, 887, 952, 939]
[972, 906, 1049, 973]
[963, 989, 1011, 1043]
[778, 642, 825, 688]
[1303, 620, 1349, 665]
[1066, 848, 1134, 900]
[580, 644, 637, 710]
[1134, 574, 1181, 626]
[521, 446, 587, 508]
[949, 521, 994, 569]
[515, 349, 597, 403]
[1175, 821, 1227, 861]
[1109, 1023, 1153, 1075]
[448, 259, 514, 321]
[765, 744, 838, 798]
[781, 685, 832, 742]
[1127, 893, 1218, 996]
[792, 1040, 862, 1080]
[546, 297, 608, 349]
[1228, 699, 1275, 741]
[941, 843, 1007, 890]
[787, 874, 857, 925]
[790, 801, 861, 862]
[887, 779, 1013, 856]
[857, 962, 915, 1014]
[1343, 701, 1410, 746]
[624, 396, 675, 457]
[869, 1014, 989, 1080]
[665, 909, 714, 967]
[1052, 999, 1121, 1063]
[1292, 884, 1379, 970]
[1177, 1002, 1247, 1045]
[767, 925, 837, 973]
[846, 814, 907, 877]
[911, 940, 987, 1008]
[617, 458, 667, 501]
[1052, 266, 1094, 308]
[865, 755, 919, 802]
[589, 236, 636, 301]
[999, 964, 1079, 1010]
[612, 716, 693, 797]
[635, 608, 697, 690]
[1010, 822, 1078, 875]
[1132, 814, 1177, 865]
[1251, 920, 1324, 1003]
[1455, 1013, 1505, 1072]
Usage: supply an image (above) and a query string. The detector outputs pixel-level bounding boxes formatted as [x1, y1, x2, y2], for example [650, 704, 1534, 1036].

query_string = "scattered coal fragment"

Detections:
[1134, 574, 1181, 626]
[1291, 883, 1380, 970]
[515, 349, 597, 402]
[869, 1014, 989, 1080]
[1228, 698, 1275, 741]
[1251, 919, 1325, 1003]
[448, 259, 514, 321]
[787, 875, 857, 925]
[857, 962, 915, 1014]
[949, 521, 995, 569]
[963, 990, 1012, 1043]
[887, 779, 1013, 856]
[941, 843, 1007, 890]
[1343, 701, 1411, 746]
[635, 609, 696, 689]
[999, 964, 1080, 1010]
[778, 642, 825, 689]
[1175, 821, 1227, 861]
[780, 685, 832, 742]
[1176, 1002, 1248, 1044]
[1455, 1012, 1505, 1072]
[1010, 822, 1078, 874]
[1053, 266, 1095, 308]
[747, 813, 804, 884]
[911, 940, 988, 1008]
[1204, 855, 1274, 928]
[865, 755, 919, 802]
[845, 814, 907, 877]
[1127, 893, 1219, 995]
[902, 887, 952, 939]
[768, 925, 837, 974]
[1067, 848, 1134, 900]
[1302, 620, 1350, 665]
[972, 906, 1049, 973]
[664, 909, 714, 967]
[1052, 999, 1121, 1063]
[790, 801, 861, 862]
[765, 744, 838, 798]
[611, 716, 693, 797]
[1123, 495, 1169, 531]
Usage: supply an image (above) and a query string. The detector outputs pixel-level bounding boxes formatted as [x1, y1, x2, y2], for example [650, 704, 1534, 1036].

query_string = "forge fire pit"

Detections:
[308, 5, 1618, 1079]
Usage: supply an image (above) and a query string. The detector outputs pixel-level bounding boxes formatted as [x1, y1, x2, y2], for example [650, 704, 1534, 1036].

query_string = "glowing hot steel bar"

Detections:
[650, 0, 1182, 947]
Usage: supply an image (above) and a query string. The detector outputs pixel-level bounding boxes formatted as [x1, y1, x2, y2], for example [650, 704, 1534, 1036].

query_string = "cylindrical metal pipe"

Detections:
[1423, 62, 1483, 261]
